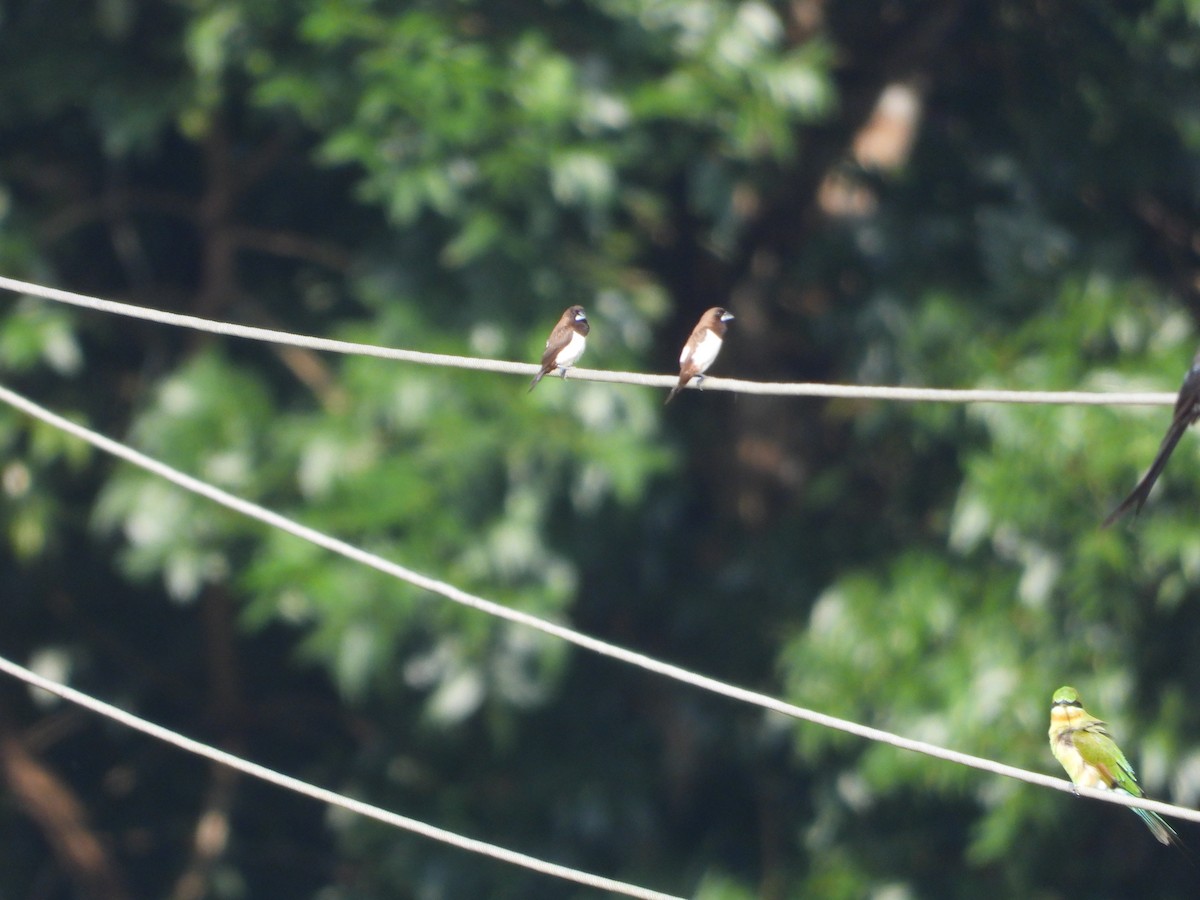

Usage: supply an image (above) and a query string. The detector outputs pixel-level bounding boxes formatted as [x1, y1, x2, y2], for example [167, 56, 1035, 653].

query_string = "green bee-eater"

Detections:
[1049, 685, 1179, 846]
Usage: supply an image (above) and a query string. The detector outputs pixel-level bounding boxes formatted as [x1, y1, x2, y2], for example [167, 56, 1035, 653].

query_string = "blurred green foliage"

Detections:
[3, 1, 1200, 898]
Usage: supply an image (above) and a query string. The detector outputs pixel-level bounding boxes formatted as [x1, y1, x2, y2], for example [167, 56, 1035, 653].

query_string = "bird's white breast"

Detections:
[683, 328, 724, 374]
[1054, 739, 1108, 790]
[554, 330, 587, 368]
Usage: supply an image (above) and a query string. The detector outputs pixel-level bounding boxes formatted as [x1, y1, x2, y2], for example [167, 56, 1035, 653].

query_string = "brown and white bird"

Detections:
[666, 307, 734, 404]
[529, 305, 589, 392]
[1104, 347, 1200, 526]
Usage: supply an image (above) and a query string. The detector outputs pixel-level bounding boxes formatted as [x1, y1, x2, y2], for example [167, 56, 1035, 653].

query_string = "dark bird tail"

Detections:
[528, 370, 546, 393]
[666, 370, 696, 404]
[1103, 418, 1189, 527]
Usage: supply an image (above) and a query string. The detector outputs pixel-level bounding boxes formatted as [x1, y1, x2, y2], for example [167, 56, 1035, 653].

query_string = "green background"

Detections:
[2, 1, 1200, 897]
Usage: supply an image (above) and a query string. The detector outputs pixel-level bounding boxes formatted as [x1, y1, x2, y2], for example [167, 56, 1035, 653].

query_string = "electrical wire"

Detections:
[0, 380, 1196, 830]
[0, 654, 684, 900]
[0, 275, 1175, 406]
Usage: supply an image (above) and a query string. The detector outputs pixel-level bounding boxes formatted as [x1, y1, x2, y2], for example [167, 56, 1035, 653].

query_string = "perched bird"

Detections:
[1048, 685, 1180, 847]
[1104, 348, 1200, 526]
[529, 305, 589, 392]
[665, 307, 735, 404]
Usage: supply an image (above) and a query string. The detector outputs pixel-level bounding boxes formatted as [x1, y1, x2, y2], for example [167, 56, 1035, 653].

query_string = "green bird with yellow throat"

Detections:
[1048, 685, 1180, 846]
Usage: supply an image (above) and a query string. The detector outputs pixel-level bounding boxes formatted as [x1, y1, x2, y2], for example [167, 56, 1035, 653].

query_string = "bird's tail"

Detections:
[665, 371, 695, 404]
[1133, 806, 1183, 848]
[1103, 419, 1189, 527]
[528, 371, 545, 393]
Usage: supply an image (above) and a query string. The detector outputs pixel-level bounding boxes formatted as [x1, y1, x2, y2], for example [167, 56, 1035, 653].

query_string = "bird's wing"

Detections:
[1072, 727, 1144, 796]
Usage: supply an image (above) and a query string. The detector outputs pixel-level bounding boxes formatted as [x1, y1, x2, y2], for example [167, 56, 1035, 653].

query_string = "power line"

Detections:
[0, 275, 1175, 406]
[0, 381, 1196, 829]
[0, 654, 684, 900]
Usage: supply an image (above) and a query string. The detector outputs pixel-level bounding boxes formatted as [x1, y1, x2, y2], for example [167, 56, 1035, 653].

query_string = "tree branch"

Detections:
[0, 713, 129, 900]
